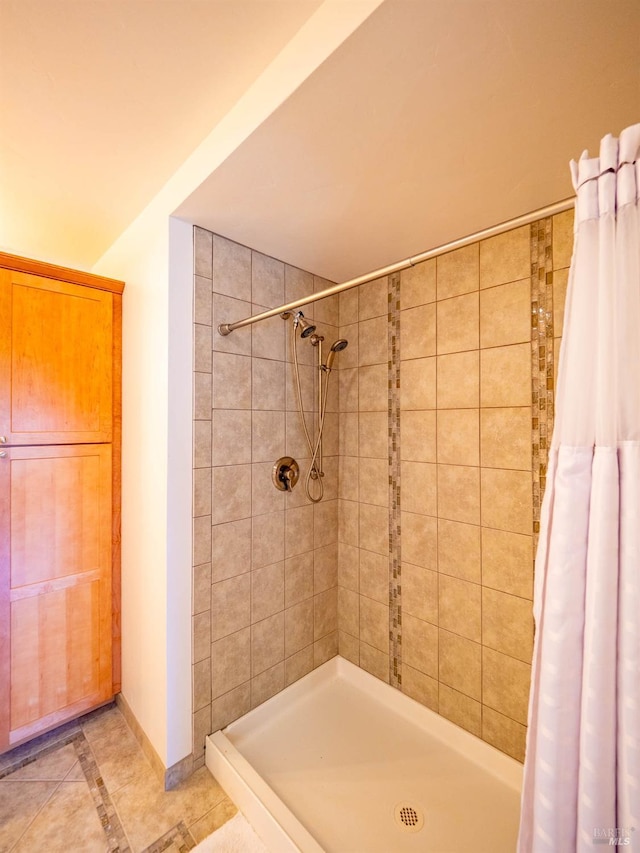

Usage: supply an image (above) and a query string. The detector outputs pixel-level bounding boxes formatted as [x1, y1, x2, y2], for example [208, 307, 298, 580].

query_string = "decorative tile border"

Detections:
[388, 272, 402, 688]
[141, 821, 196, 853]
[530, 218, 554, 550]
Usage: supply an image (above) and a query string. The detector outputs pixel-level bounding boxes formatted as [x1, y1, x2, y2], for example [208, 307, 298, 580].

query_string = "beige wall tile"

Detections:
[286, 362, 314, 411]
[194, 421, 212, 468]
[437, 519, 481, 583]
[360, 595, 389, 652]
[480, 343, 530, 407]
[210, 682, 251, 733]
[252, 511, 285, 568]
[402, 563, 437, 624]
[211, 628, 251, 699]
[359, 503, 389, 556]
[437, 244, 479, 300]
[251, 612, 284, 676]
[252, 311, 285, 362]
[211, 574, 251, 641]
[251, 562, 285, 623]
[252, 411, 285, 463]
[193, 562, 212, 615]
[481, 528, 533, 599]
[339, 287, 359, 325]
[193, 658, 211, 711]
[401, 303, 436, 360]
[284, 599, 314, 657]
[359, 549, 388, 603]
[213, 235, 251, 301]
[193, 611, 211, 664]
[340, 367, 359, 412]
[480, 279, 531, 348]
[252, 252, 284, 309]
[437, 465, 480, 525]
[359, 316, 388, 366]
[480, 225, 529, 289]
[314, 588, 338, 640]
[194, 704, 211, 758]
[285, 645, 314, 686]
[194, 468, 212, 518]
[438, 629, 481, 700]
[401, 410, 436, 463]
[338, 542, 359, 591]
[339, 456, 359, 501]
[338, 631, 360, 665]
[436, 352, 479, 409]
[251, 462, 285, 516]
[401, 357, 436, 410]
[212, 518, 251, 582]
[402, 665, 438, 711]
[437, 409, 479, 466]
[481, 468, 533, 535]
[194, 372, 212, 420]
[212, 293, 252, 357]
[338, 587, 359, 638]
[284, 553, 314, 606]
[359, 457, 388, 508]
[437, 292, 479, 355]
[194, 324, 213, 373]
[439, 574, 481, 642]
[359, 363, 388, 412]
[359, 641, 389, 683]
[358, 277, 388, 321]
[194, 276, 213, 326]
[552, 209, 574, 270]
[400, 461, 437, 516]
[358, 411, 387, 458]
[340, 412, 359, 457]
[338, 323, 359, 369]
[314, 631, 338, 666]
[212, 410, 251, 466]
[212, 465, 252, 525]
[403, 613, 438, 678]
[439, 684, 481, 737]
[314, 542, 338, 593]
[482, 588, 534, 663]
[314, 499, 338, 548]
[482, 706, 526, 763]
[252, 358, 285, 411]
[401, 259, 436, 309]
[553, 268, 569, 337]
[402, 511, 437, 570]
[213, 352, 251, 410]
[285, 265, 313, 310]
[195, 227, 213, 278]
[480, 407, 531, 470]
[251, 662, 284, 709]
[194, 515, 212, 567]
[313, 277, 339, 324]
[284, 505, 314, 557]
[339, 499, 359, 546]
[482, 647, 531, 724]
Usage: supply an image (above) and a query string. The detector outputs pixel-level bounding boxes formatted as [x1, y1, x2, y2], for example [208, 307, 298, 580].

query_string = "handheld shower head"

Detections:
[325, 338, 349, 371]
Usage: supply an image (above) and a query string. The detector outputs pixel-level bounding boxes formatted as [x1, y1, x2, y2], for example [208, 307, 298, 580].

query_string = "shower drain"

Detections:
[394, 802, 425, 833]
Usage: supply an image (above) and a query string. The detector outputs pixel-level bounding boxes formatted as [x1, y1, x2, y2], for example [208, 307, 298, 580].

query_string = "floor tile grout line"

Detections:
[6, 776, 67, 853]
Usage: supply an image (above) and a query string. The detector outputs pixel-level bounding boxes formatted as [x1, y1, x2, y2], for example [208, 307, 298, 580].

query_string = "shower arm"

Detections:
[216, 198, 575, 337]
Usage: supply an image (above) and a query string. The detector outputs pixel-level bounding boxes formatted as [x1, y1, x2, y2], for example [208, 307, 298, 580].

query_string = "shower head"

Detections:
[325, 339, 349, 371]
[294, 311, 316, 338]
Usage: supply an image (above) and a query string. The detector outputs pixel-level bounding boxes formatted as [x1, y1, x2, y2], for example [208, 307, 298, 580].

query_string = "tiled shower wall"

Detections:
[337, 209, 574, 762]
[191, 229, 340, 767]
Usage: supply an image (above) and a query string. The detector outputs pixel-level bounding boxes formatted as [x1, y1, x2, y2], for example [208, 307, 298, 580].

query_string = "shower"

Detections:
[285, 311, 348, 503]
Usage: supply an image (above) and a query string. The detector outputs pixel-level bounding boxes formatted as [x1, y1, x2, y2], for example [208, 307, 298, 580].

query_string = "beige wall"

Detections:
[192, 228, 340, 766]
[337, 209, 574, 761]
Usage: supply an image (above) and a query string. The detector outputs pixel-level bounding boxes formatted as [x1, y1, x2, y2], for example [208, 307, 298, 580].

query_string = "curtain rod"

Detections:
[217, 197, 575, 336]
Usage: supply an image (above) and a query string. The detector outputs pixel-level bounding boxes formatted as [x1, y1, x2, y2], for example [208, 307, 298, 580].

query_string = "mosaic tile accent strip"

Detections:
[74, 732, 132, 853]
[388, 272, 402, 688]
[530, 217, 554, 551]
[141, 821, 196, 853]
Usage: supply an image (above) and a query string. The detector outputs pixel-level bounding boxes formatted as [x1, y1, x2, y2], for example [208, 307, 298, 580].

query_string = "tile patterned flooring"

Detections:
[0, 704, 237, 852]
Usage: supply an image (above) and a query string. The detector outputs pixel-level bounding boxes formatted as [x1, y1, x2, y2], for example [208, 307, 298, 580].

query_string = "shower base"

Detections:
[205, 657, 522, 852]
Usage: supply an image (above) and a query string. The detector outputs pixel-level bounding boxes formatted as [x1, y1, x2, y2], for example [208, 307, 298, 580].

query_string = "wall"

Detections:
[337, 209, 574, 761]
[191, 227, 341, 765]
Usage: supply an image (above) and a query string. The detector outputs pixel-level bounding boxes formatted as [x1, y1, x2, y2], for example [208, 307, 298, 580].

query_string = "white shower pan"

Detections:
[206, 657, 522, 852]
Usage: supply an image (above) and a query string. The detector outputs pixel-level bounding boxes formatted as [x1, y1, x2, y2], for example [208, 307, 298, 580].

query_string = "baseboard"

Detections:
[115, 693, 194, 790]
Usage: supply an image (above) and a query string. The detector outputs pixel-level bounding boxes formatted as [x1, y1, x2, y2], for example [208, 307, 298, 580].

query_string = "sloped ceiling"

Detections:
[176, 0, 640, 282]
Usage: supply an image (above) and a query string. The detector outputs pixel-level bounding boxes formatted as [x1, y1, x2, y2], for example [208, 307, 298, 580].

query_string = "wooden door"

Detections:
[0, 270, 113, 445]
[0, 444, 112, 749]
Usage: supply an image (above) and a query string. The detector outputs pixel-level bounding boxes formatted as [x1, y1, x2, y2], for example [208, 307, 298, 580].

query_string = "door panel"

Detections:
[0, 444, 112, 749]
[0, 270, 113, 444]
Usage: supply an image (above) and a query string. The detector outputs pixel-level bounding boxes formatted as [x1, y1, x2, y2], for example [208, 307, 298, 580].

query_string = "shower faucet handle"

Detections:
[272, 457, 300, 492]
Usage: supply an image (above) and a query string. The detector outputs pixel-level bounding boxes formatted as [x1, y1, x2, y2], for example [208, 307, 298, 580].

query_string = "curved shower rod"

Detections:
[217, 197, 574, 337]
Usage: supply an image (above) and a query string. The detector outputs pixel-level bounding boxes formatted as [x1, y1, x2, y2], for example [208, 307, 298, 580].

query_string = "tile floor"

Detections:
[0, 703, 237, 852]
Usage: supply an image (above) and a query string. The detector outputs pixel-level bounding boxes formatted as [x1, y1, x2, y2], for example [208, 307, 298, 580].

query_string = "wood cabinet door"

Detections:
[0, 270, 113, 445]
[0, 444, 113, 750]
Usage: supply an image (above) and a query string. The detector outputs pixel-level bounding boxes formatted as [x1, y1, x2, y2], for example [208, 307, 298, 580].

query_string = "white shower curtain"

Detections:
[518, 122, 640, 852]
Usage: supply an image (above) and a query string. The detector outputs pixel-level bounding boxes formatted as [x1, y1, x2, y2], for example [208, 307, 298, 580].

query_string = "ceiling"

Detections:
[1, 0, 638, 280]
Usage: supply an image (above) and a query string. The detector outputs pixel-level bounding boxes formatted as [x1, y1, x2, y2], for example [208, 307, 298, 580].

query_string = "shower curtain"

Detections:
[518, 122, 640, 852]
